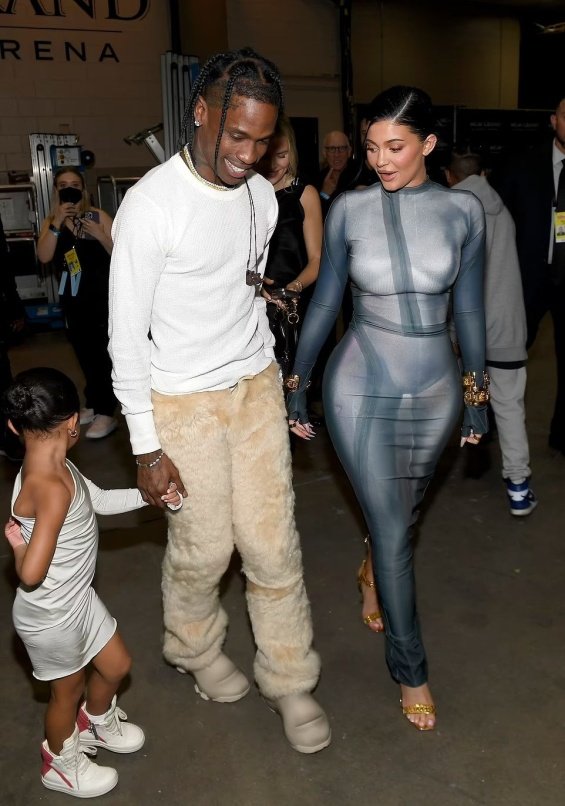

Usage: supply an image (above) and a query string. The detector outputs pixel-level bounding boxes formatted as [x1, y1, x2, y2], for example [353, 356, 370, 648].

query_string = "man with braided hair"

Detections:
[109, 48, 330, 754]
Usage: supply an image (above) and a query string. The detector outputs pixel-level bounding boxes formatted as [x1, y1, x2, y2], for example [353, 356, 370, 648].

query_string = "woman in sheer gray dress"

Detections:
[286, 87, 489, 730]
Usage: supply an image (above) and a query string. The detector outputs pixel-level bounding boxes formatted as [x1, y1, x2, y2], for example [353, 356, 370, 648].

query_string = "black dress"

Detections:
[55, 220, 116, 416]
[264, 179, 310, 374]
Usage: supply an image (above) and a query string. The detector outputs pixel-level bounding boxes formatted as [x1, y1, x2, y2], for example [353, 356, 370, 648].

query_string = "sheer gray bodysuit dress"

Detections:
[288, 180, 487, 687]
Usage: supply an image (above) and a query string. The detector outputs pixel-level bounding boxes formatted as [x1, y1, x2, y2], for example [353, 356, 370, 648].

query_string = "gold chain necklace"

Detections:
[179, 145, 261, 286]
[181, 145, 231, 192]
[273, 173, 293, 192]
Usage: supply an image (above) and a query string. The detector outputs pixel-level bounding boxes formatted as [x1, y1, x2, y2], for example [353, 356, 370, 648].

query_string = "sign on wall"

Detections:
[0, 1, 153, 63]
[0, 1, 170, 173]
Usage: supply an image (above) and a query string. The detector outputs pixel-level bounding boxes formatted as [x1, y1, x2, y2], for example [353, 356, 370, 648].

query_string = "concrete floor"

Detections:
[1, 320, 564, 806]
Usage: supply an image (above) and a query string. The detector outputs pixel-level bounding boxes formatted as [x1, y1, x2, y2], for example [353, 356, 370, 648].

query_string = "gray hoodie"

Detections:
[454, 174, 527, 364]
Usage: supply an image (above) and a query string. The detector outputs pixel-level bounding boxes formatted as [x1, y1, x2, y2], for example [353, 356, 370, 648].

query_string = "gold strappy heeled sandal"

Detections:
[357, 538, 384, 632]
[401, 701, 436, 731]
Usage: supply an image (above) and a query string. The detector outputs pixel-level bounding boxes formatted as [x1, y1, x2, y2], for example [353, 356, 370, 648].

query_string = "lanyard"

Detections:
[58, 219, 83, 297]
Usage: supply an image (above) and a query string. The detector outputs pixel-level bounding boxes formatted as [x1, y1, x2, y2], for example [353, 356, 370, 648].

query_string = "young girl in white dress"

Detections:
[3, 367, 182, 798]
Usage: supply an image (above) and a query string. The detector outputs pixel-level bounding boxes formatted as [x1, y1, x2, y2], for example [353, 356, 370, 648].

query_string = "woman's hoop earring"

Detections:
[68, 428, 78, 438]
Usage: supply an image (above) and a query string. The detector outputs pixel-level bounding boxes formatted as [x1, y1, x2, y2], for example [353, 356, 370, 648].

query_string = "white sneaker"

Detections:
[79, 407, 95, 425]
[41, 726, 118, 798]
[267, 692, 331, 754]
[191, 652, 250, 703]
[85, 415, 117, 440]
[77, 696, 145, 753]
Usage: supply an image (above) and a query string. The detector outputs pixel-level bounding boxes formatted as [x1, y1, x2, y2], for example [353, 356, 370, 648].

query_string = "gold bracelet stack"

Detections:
[284, 374, 300, 392]
[462, 371, 490, 406]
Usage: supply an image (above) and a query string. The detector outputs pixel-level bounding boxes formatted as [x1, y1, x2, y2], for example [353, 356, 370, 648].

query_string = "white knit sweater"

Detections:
[109, 153, 278, 455]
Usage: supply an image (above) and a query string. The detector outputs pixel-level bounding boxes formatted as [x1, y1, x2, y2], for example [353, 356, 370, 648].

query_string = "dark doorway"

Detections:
[519, 22, 565, 110]
[289, 117, 319, 186]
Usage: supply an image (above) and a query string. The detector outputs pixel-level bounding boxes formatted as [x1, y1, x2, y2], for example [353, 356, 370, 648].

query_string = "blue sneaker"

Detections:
[505, 478, 538, 517]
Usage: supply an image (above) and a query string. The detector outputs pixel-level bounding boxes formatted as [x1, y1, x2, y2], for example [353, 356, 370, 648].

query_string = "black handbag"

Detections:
[268, 288, 301, 378]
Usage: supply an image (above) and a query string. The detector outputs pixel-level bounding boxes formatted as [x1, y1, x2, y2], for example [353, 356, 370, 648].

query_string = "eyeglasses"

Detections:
[324, 145, 349, 154]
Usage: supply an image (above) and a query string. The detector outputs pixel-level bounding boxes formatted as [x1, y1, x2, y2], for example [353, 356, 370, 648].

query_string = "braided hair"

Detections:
[178, 47, 283, 175]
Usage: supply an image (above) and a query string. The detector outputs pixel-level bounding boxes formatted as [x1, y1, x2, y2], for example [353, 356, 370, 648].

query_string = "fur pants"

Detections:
[152, 362, 321, 699]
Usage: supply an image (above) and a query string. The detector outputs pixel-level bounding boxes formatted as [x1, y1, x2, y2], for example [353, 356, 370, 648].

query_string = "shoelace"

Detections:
[104, 705, 127, 735]
[76, 746, 98, 767]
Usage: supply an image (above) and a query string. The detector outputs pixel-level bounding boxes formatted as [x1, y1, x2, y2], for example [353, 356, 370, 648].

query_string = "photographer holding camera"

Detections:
[37, 168, 118, 439]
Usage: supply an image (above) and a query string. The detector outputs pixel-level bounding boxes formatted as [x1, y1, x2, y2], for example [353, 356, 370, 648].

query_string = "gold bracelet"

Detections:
[135, 450, 164, 468]
[462, 371, 490, 406]
[284, 374, 300, 392]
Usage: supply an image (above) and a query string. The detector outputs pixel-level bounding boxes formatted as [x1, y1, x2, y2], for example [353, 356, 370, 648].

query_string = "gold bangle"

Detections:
[462, 371, 490, 406]
[284, 374, 300, 392]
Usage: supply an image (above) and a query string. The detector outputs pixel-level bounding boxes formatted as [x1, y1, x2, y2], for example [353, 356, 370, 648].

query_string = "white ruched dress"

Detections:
[11, 460, 145, 680]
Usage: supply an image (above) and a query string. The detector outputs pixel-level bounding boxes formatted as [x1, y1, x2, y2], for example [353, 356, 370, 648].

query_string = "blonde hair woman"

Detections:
[257, 115, 323, 375]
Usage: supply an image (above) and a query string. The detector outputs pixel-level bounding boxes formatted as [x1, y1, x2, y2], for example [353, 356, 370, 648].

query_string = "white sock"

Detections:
[83, 704, 109, 724]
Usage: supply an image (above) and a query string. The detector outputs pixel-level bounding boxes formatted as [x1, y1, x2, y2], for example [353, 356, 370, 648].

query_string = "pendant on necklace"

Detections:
[246, 269, 263, 286]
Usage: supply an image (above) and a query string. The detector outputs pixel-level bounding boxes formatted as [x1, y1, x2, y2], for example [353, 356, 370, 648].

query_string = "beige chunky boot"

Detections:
[190, 652, 250, 703]
[267, 692, 331, 754]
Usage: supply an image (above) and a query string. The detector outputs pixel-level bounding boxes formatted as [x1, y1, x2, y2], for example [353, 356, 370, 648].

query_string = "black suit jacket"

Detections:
[497, 142, 555, 303]
[316, 160, 360, 220]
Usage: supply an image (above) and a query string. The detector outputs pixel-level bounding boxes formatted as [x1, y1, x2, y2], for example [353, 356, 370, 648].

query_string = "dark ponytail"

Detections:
[368, 86, 436, 141]
[2, 367, 80, 434]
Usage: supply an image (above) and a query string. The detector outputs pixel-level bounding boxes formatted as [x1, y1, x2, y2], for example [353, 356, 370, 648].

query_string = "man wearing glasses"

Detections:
[316, 131, 356, 218]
